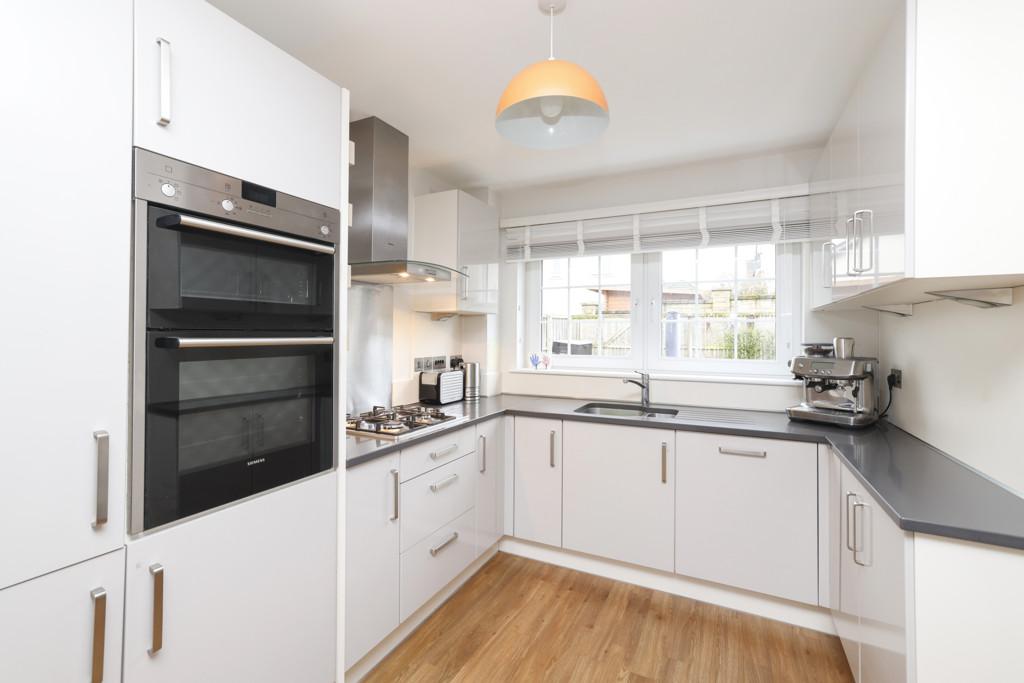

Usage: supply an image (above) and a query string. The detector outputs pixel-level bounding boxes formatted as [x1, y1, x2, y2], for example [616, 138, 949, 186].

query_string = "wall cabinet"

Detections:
[562, 422, 675, 572]
[345, 453, 400, 669]
[0, 549, 125, 683]
[513, 417, 564, 547]
[411, 190, 500, 315]
[675, 432, 819, 605]
[133, 0, 342, 207]
[123, 473, 337, 683]
[835, 459, 911, 683]
[475, 417, 506, 555]
[0, 0, 131, 591]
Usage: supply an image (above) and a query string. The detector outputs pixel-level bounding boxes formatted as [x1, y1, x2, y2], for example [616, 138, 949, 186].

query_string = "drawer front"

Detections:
[400, 453, 476, 552]
[676, 431, 819, 605]
[399, 508, 476, 621]
[400, 427, 476, 482]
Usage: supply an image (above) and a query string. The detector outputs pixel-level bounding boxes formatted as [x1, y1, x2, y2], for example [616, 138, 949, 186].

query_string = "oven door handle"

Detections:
[155, 336, 334, 349]
[156, 213, 336, 255]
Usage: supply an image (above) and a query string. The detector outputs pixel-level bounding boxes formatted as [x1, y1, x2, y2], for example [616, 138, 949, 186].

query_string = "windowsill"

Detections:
[507, 368, 801, 387]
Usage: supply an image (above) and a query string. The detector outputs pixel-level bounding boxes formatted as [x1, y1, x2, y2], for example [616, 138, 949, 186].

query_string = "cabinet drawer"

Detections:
[676, 432, 818, 605]
[400, 427, 476, 482]
[399, 508, 476, 621]
[400, 453, 476, 552]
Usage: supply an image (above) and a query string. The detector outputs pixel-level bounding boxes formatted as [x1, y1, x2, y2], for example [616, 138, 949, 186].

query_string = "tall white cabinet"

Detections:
[513, 417, 564, 547]
[133, 0, 343, 208]
[0, 0, 131, 591]
[475, 416, 506, 554]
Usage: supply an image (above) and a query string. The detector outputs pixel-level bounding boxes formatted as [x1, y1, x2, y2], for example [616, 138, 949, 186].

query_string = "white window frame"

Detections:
[521, 245, 801, 377]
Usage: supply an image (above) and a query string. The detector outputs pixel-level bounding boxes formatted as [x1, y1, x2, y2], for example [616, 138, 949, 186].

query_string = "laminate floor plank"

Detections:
[362, 552, 853, 683]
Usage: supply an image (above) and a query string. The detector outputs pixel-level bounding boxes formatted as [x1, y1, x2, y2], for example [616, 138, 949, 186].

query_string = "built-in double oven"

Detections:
[131, 148, 340, 533]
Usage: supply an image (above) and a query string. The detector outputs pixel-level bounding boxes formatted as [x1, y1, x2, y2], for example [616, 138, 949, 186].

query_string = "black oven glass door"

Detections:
[147, 206, 334, 330]
[144, 333, 334, 531]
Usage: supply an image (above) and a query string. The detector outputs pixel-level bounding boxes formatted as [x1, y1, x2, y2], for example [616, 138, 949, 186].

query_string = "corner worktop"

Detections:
[345, 394, 1024, 552]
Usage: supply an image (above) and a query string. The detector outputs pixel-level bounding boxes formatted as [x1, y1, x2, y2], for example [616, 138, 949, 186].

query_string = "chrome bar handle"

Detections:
[90, 587, 107, 683]
[853, 209, 874, 273]
[429, 531, 459, 557]
[156, 38, 171, 126]
[661, 442, 667, 484]
[549, 430, 556, 468]
[853, 502, 872, 566]
[845, 492, 857, 551]
[845, 216, 855, 275]
[429, 473, 459, 493]
[479, 435, 487, 473]
[429, 443, 459, 460]
[718, 446, 766, 458]
[821, 242, 837, 288]
[156, 213, 337, 255]
[148, 564, 164, 655]
[91, 431, 109, 528]
[389, 469, 399, 521]
[157, 336, 334, 349]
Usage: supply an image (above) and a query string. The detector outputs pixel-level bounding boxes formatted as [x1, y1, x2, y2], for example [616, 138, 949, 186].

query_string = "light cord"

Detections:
[548, 5, 555, 60]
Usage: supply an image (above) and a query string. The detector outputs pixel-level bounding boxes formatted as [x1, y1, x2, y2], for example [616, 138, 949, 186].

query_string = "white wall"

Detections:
[878, 288, 1024, 494]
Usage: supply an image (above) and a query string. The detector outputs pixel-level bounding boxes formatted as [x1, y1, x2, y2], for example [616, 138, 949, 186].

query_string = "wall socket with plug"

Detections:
[890, 368, 903, 388]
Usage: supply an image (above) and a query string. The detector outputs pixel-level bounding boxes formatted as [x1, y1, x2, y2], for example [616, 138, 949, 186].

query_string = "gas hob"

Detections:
[345, 404, 467, 442]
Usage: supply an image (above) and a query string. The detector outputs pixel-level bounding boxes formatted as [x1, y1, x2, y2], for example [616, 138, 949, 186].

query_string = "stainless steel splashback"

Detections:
[346, 285, 393, 414]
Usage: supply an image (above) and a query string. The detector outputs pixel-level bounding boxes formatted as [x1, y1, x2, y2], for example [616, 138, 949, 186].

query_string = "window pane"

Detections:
[663, 249, 696, 283]
[697, 246, 736, 282]
[568, 256, 600, 287]
[737, 243, 775, 279]
[698, 319, 736, 359]
[737, 318, 776, 360]
[599, 285, 631, 357]
[541, 288, 567, 355]
[599, 254, 631, 286]
[565, 288, 599, 355]
[662, 282, 697, 318]
[542, 258, 568, 287]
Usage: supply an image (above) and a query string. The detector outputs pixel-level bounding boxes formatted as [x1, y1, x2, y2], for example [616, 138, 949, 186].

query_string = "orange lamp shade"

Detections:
[496, 59, 609, 150]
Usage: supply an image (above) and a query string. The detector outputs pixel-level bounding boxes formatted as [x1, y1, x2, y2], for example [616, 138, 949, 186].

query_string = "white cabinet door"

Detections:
[345, 455, 400, 669]
[513, 417, 563, 547]
[0, 549, 125, 683]
[399, 508, 477, 622]
[133, 0, 342, 207]
[838, 464, 863, 682]
[123, 474, 337, 683]
[0, 0, 130, 590]
[563, 422, 675, 572]
[676, 432, 819, 605]
[475, 417, 505, 556]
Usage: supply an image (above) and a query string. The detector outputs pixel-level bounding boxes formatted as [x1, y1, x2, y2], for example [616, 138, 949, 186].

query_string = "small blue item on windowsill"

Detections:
[529, 353, 541, 369]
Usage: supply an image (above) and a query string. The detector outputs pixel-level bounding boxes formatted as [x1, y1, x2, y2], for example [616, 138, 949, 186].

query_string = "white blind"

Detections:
[502, 193, 836, 262]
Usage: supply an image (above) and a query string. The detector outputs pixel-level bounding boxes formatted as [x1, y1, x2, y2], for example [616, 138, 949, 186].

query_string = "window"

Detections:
[522, 243, 799, 376]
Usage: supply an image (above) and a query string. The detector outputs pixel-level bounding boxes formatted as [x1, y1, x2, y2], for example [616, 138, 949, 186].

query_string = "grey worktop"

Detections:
[345, 394, 1024, 551]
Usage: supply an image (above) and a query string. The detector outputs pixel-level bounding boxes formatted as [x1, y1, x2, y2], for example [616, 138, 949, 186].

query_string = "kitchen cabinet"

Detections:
[411, 190, 500, 315]
[562, 422, 675, 572]
[513, 417, 563, 547]
[133, 0, 342, 208]
[835, 459, 912, 683]
[400, 453, 476, 553]
[400, 508, 477, 621]
[0, 549, 125, 683]
[675, 432, 819, 605]
[345, 453, 400, 669]
[123, 473, 337, 683]
[0, 0, 131, 590]
[475, 417, 506, 555]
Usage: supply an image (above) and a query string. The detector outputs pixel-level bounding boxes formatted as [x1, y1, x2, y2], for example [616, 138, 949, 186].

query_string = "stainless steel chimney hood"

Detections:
[348, 117, 461, 284]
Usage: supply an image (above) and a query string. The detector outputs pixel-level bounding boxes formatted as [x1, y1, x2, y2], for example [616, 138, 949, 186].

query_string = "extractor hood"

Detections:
[348, 117, 461, 284]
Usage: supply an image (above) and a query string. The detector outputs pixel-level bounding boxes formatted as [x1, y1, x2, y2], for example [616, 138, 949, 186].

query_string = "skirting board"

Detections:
[499, 537, 837, 635]
[344, 544, 501, 682]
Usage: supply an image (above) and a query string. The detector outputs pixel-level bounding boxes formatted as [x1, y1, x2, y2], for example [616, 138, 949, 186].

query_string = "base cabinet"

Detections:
[563, 422, 675, 572]
[123, 474, 337, 683]
[475, 417, 505, 555]
[675, 432, 819, 605]
[345, 454, 400, 669]
[400, 508, 477, 621]
[0, 550, 125, 683]
[513, 417, 563, 547]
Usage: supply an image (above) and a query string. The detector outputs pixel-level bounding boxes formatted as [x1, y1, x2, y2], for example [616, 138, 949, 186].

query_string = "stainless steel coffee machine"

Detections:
[787, 337, 879, 427]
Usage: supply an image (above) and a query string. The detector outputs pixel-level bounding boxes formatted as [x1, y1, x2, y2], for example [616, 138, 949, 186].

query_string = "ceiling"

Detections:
[211, 0, 899, 190]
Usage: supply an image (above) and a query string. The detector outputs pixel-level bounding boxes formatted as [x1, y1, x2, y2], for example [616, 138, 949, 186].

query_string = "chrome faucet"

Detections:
[623, 370, 651, 409]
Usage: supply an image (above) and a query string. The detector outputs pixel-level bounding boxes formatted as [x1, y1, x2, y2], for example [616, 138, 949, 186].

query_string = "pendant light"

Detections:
[496, 0, 609, 150]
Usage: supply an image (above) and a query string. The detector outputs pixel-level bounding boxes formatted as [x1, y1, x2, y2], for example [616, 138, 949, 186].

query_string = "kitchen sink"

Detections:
[574, 402, 679, 418]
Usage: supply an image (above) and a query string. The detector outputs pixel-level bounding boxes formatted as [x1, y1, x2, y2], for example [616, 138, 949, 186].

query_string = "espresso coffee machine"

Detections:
[787, 337, 879, 427]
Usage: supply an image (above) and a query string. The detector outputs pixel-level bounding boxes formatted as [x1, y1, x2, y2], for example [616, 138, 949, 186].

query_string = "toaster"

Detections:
[418, 370, 464, 405]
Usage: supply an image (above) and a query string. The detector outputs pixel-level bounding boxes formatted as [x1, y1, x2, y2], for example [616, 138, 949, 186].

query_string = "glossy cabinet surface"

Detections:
[562, 422, 675, 572]
[0, 0, 131, 590]
[133, 0, 342, 207]
[399, 508, 477, 621]
[475, 417, 506, 555]
[123, 474, 337, 683]
[675, 432, 819, 605]
[0, 550, 125, 683]
[513, 417, 563, 547]
[345, 454, 400, 669]
[400, 453, 476, 553]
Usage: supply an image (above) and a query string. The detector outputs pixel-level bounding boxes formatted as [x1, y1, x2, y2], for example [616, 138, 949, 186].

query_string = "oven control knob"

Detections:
[160, 182, 176, 197]
[320, 225, 330, 236]
[221, 199, 236, 212]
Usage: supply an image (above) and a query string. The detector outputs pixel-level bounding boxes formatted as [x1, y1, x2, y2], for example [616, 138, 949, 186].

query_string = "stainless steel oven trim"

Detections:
[163, 213, 336, 255]
[156, 336, 335, 349]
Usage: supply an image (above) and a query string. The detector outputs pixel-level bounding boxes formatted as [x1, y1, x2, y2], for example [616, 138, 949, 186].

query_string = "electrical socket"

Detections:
[890, 368, 903, 389]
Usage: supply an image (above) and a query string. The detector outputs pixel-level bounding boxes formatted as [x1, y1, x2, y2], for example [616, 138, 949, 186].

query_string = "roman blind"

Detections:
[501, 193, 836, 262]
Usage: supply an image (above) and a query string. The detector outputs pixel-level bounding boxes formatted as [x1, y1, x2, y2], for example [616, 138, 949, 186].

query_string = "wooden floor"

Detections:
[365, 552, 853, 682]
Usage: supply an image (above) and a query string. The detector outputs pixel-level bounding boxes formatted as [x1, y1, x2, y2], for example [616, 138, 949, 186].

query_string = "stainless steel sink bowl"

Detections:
[574, 402, 679, 418]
